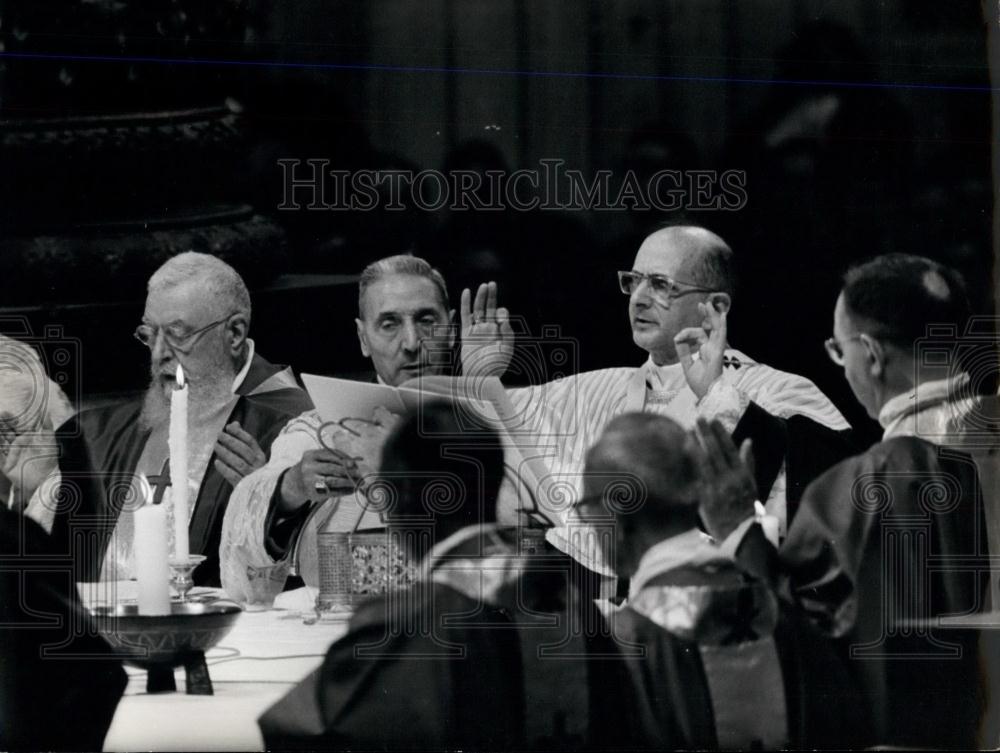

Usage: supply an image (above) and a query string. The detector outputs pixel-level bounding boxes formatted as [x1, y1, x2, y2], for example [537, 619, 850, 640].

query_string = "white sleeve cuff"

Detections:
[696, 379, 749, 432]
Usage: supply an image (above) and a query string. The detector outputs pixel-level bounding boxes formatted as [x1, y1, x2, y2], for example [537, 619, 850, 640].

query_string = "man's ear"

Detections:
[227, 314, 249, 357]
[707, 292, 732, 315]
[356, 318, 371, 358]
[861, 334, 886, 378]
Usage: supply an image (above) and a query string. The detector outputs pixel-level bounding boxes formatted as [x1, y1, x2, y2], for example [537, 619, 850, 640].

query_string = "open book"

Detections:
[300, 374, 560, 526]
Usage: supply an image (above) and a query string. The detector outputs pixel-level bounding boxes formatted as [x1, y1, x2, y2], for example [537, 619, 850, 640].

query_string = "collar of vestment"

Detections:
[644, 347, 752, 387]
[628, 527, 725, 597]
[238, 349, 301, 396]
[422, 524, 548, 607]
[627, 536, 779, 647]
[878, 372, 973, 440]
[627, 347, 753, 412]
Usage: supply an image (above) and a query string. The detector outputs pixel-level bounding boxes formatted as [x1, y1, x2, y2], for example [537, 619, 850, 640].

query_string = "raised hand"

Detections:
[459, 281, 514, 379]
[214, 422, 268, 487]
[691, 417, 757, 542]
[673, 300, 728, 399]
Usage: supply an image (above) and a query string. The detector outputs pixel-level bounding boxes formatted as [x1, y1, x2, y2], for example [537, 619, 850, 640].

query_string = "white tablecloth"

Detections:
[82, 583, 349, 752]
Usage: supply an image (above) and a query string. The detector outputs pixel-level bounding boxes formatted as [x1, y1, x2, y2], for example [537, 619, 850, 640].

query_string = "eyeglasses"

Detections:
[569, 493, 615, 521]
[824, 334, 865, 366]
[618, 270, 714, 307]
[134, 313, 235, 354]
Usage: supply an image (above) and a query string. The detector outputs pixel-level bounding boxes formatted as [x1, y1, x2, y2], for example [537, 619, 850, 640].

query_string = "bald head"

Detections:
[583, 412, 701, 534]
[629, 225, 736, 365]
[637, 225, 736, 297]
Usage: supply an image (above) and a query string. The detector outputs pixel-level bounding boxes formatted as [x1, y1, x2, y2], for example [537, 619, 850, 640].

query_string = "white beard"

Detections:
[138, 367, 235, 434]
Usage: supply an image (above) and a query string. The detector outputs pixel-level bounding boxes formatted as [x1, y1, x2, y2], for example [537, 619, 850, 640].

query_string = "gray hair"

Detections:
[687, 232, 736, 298]
[0, 335, 73, 441]
[148, 252, 252, 323]
[585, 412, 702, 530]
[358, 254, 449, 318]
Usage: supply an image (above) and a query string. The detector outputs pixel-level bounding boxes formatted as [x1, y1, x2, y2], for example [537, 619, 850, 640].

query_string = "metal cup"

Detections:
[316, 531, 353, 614]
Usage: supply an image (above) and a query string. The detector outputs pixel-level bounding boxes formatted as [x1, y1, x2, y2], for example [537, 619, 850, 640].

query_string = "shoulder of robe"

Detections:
[241, 387, 315, 423]
[71, 399, 143, 439]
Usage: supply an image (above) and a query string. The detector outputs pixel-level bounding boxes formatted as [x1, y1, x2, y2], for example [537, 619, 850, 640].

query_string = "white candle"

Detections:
[135, 475, 171, 615]
[168, 364, 189, 559]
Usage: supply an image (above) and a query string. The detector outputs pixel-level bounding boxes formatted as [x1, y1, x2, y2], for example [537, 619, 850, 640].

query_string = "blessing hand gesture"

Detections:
[459, 281, 514, 379]
[673, 300, 727, 400]
[691, 418, 757, 542]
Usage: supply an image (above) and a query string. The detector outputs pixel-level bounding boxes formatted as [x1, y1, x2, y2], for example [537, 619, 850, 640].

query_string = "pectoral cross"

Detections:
[145, 458, 173, 506]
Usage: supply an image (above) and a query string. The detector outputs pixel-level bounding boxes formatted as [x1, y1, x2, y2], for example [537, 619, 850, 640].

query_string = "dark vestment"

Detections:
[737, 436, 989, 748]
[614, 559, 866, 749]
[732, 401, 868, 519]
[259, 525, 642, 750]
[0, 506, 126, 750]
[48, 354, 312, 586]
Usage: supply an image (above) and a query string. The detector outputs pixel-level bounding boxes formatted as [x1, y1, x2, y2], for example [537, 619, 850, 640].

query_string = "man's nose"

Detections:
[631, 284, 651, 307]
[400, 320, 422, 352]
[150, 329, 174, 364]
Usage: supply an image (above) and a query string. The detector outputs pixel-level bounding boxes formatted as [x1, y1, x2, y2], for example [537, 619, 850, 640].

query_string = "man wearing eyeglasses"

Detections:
[26, 252, 313, 587]
[507, 225, 852, 574]
[571, 413, 864, 749]
[701, 254, 992, 749]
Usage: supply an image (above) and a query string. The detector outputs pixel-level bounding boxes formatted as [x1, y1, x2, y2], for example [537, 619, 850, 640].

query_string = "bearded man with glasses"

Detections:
[26, 252, 312, 586]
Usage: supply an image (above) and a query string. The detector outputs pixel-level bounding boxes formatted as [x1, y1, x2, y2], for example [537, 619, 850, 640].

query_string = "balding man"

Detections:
[704, 254, 992, 748]
[29, 252, 313, 586]
[575, 413, 863, 749]
[220, 254, 512, 599]
[507, 225, 851, 572]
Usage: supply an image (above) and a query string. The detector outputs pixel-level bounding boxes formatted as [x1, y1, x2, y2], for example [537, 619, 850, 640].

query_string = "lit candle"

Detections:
[135, 474, 171, 615]
[169, 364, 189, 559]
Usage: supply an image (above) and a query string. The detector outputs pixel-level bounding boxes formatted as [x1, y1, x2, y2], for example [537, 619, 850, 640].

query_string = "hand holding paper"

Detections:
[280, 448, 362, 513]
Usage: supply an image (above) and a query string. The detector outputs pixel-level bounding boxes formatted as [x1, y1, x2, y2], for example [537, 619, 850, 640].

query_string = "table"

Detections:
[82, 583, 348, 752]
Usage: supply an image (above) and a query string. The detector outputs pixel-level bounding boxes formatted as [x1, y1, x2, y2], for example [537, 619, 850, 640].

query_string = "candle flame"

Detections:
[175, 364, 186, 389]
[136, 473, 153, 506]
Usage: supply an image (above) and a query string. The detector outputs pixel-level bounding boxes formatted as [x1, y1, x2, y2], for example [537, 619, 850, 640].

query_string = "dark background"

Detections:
[0, 0, 994, 434]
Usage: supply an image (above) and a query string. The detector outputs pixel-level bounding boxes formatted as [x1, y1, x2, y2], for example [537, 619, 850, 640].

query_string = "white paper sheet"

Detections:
[301, 374, 559, 524]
